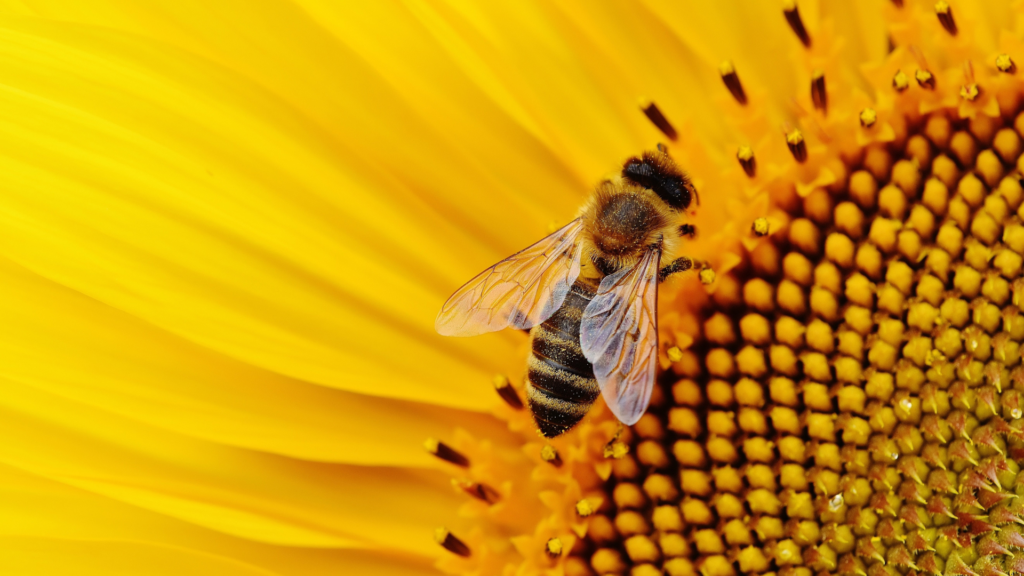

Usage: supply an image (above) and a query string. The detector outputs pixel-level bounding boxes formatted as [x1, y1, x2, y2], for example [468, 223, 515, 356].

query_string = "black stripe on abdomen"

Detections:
[526, 279, 600, 438]
[530, 325, 592, 379]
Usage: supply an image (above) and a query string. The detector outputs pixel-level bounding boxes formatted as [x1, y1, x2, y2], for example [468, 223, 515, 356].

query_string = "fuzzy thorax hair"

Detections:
[578, 181, 683, 277]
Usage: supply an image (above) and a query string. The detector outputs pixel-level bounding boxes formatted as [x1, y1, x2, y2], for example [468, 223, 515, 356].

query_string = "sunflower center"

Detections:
[570, 111, 1024, 576]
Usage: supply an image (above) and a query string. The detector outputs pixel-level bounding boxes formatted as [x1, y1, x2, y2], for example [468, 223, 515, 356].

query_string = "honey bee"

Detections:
[436, 150, 699, 437]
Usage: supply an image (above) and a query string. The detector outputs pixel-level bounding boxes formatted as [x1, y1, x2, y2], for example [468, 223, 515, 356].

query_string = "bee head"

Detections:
[621, 150, 696, 211]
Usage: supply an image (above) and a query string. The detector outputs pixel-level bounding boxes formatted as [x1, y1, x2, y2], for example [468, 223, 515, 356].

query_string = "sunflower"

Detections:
[1, 1, 1023, 576]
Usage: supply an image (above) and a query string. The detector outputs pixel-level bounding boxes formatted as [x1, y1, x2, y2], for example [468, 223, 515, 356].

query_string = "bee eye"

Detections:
[677, 186, 693, 210]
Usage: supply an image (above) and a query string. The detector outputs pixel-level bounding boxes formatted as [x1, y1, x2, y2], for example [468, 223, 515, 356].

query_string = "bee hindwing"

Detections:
[579, 248, 660, 425]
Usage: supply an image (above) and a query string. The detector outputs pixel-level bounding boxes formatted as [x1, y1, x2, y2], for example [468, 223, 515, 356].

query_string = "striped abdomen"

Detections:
[526, 278, 600, 437]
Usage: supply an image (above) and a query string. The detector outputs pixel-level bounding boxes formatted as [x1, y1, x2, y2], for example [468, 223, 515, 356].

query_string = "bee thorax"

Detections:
[589, 190, 666, 256]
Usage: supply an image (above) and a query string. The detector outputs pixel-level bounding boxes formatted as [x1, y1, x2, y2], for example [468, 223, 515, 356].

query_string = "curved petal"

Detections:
[0, 464, 437, 576]
[642, 0, 797, 114]
[0, 381, 464, 555]
[0, 257, 511, 466]
[0, 17, 527, 409]
[0, 537, 279, 576]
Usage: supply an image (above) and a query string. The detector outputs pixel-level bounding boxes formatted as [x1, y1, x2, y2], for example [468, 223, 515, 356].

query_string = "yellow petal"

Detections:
[0, 537, 279, 576]
[0, 257, 509, 466]
[0, 381, 463, 554]
[643, 0, 798, 112]
[0, 17, 526, 409]
[0, 464, 437, 576]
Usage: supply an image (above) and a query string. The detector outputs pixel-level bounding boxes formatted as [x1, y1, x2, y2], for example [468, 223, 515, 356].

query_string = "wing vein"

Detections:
[579, 248, 660, 425]
[435, 219, 584, 336]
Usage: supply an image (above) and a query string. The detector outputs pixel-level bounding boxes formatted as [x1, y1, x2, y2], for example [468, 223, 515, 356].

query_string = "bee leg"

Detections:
[658, 257, 693, 282]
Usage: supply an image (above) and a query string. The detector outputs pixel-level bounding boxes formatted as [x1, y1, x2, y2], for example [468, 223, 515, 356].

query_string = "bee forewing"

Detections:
[435, 219, 585, 336]
[579, 248, 660, 425]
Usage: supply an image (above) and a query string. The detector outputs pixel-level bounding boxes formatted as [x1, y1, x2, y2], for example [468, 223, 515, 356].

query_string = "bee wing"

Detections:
[435, 219, 585, 336]
[579, 248, 660, 425]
